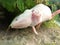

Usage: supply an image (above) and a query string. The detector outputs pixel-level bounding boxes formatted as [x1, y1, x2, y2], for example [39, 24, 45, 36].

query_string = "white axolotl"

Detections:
[9, 4, 60, 35]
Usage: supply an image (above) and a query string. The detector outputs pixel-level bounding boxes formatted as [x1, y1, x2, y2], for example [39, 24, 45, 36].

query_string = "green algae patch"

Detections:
[41, 19, 60, 28]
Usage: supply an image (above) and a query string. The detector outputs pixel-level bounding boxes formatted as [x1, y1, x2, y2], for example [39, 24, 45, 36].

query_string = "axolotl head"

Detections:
[10, 9, 33, 28]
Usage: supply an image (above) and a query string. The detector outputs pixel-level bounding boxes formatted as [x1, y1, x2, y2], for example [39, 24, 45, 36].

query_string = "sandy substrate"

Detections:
[0, 27, 60, 45]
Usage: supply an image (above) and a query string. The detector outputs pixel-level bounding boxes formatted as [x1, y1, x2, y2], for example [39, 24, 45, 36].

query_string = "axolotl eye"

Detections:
[12, 18, 18, 23]
[15, 18, 18, 21]
[14, 16, 19, 21]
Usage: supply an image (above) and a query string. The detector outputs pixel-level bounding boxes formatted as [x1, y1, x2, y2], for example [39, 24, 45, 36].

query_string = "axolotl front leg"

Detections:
[32, 26, 38, 35]
[32, 23, 42, 35]
[31, 10, 41, 35]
